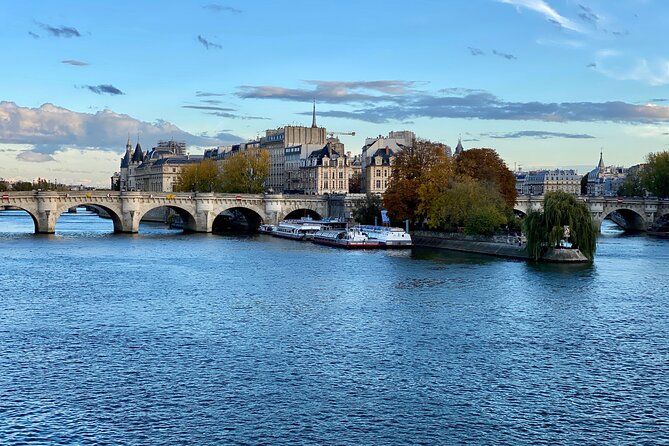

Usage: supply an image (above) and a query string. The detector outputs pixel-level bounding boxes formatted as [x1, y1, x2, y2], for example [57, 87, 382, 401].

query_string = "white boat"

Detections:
[312, 227, 380, 249]
[352, 225, 412, 248]
[272, 220, 322, 240]
[258, 224, 276, 234]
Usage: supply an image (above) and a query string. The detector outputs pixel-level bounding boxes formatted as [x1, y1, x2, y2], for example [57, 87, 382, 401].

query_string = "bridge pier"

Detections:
[35, 191, 59, 233]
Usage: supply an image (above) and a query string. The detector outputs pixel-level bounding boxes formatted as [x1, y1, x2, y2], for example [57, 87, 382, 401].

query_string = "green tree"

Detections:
[11, 181, 34, 191]
[0, 181, 8, 192]
[384, 139, 450, 226]
[352, 193, 384, 225]
[455, 148, 517, 207]
[421, 178, 508, 233]
[617, 169, 645, 197]
[174, 159, 223, 192]
[221, 149, 270, 193]
[641, 151, 669, 198]
[523, 191, 597, 261]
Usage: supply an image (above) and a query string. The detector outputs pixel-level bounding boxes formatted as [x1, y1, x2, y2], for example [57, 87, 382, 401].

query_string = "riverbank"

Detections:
[411, 230, 589, 263]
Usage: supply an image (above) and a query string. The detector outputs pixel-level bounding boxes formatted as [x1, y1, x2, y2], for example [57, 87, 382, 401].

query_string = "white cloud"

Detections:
[498, 0, 583, 32]
[16, 151, 56, 163]
[595, 53, 669, 86]
[0, 101, 243, 154]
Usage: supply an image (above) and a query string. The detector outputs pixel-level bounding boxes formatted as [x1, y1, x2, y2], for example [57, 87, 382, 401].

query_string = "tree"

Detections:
[0, 181, 8, 192]
[352, 193, 384, 225]
[221, 149, 270, 194]
[383, 139, 450, 226]
[420, 178, 508, 233]
[174, 159, 223, 192]
[617, 168, 645, 197]
[11, 181, 33, 191]
[455, 148, 517, 207]
[348, 171, 362, 193]
[641, 151, 669, 198]
[523, 191, 597, 261]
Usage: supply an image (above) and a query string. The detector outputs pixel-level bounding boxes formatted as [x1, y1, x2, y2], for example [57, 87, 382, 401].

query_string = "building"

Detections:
[587, 152, 628, 196]
[298, 143, 353, 195]
[360, 131, 415, 193]
[114, 138, 201, 192]
[260, 103, 327, 193]
[520, 169, 581, 195]
[365, 146, 397, 194]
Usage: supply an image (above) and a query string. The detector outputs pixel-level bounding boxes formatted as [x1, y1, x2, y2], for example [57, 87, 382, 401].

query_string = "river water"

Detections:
[1, 209, 668, 445]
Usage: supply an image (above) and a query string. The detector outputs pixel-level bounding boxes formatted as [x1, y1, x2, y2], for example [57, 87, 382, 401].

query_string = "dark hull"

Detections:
[312, 238, 381, 249]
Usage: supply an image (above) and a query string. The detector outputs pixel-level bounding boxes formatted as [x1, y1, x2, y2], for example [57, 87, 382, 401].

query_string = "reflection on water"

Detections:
[1, 209, 668, 444]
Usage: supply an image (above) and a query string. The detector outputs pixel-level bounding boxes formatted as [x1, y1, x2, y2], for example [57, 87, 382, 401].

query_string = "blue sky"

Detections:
[1, 0, 668, 185]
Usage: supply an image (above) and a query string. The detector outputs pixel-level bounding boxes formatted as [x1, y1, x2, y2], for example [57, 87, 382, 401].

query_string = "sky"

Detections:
[1, 0, 669, 186]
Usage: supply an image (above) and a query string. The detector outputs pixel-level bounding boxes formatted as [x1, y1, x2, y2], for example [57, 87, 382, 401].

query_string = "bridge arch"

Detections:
[279, 207, 324, 222]
[600, 208, 647, 232]
[0, 205, 39, 233]
[210, 205, 266, 233]
[137, 204, 197, 232]
[55, 202, 124, 233]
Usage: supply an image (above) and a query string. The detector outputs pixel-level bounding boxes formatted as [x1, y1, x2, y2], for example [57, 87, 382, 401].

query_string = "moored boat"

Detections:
[258, 224, 276, 234]
[272, 220, 322, 240]
[312, 227, 380, 249]
[352, 225, 412, 248]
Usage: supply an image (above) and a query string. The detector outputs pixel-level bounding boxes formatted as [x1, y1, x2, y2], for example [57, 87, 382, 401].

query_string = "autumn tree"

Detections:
[641, 151, 669, 198]
[221, 149, 270, 194]
[383, 139, 450, 226]
[174, 159, 223, 192]
[455, 148, 517, 207]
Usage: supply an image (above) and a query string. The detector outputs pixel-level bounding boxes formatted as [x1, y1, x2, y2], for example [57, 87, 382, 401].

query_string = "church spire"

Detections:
[454, 135, 464, 156]
[311, 99, 317, 128]
[598, 149, 605, 170]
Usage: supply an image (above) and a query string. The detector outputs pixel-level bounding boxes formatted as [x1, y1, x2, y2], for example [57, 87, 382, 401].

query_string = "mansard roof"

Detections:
[368, 146, 395, 166]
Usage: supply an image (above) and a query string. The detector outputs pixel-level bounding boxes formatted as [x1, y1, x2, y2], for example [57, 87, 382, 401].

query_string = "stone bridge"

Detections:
[515, 195, 669, 231]
[0, 191, 335, 233]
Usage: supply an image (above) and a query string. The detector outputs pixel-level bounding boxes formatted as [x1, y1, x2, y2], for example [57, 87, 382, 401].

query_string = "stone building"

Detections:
[298, 143, 352, 195]
[260, 104, 327, 193]
[360, 131, 414, 192]
[520, 169, 581, 195]
[365, 146, 397, 194]
[114, 138, 201, 192]
[587, 152, 628, 196]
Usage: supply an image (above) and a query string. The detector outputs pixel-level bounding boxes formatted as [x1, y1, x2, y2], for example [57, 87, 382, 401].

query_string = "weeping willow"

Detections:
[523, 192, 597, 261]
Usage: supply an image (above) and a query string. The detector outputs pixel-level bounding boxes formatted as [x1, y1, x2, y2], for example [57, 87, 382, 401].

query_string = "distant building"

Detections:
[260, 103, 327, 193]
[518, 169, 581, 195]
[587, 152, 628, 196]
[115, 138, 201, 192]
[365, 146, 397, 194]
[298, 143, 353, 195]
[360, 131, 415, 191]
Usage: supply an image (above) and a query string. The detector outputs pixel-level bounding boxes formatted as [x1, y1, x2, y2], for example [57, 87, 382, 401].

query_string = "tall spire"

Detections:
[311, 99, 317, 128]
[126, 133, 132, 151]
[598, 149, 605, 170]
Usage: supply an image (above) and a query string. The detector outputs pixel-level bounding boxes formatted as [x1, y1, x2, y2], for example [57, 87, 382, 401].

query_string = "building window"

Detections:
[339, 172, 343, 179]
[339, 180, 343, 189]
[376, 169, 381, 177]
[376, 180, 381, 188]
[384, 170, 387, 177]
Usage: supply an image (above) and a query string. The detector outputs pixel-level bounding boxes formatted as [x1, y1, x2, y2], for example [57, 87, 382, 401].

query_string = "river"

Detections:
[1, 209, 668, 445]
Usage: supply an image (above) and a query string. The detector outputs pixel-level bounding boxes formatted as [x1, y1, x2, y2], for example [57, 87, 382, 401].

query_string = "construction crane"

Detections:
[327, 131, 356, 138]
